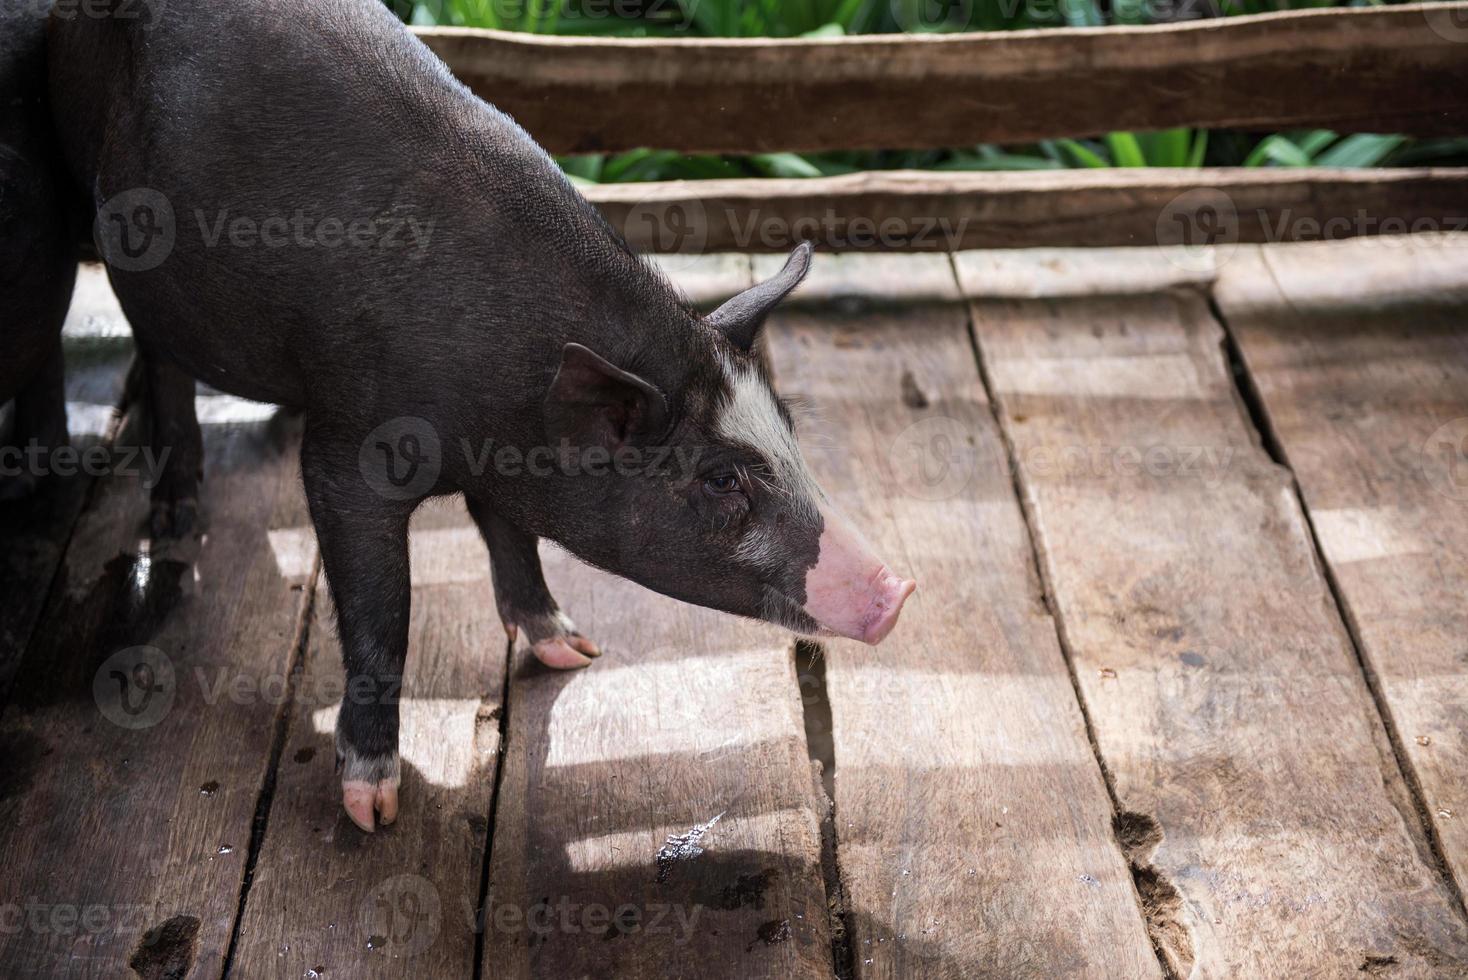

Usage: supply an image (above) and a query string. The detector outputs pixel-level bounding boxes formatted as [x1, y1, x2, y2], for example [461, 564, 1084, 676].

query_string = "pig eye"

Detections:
[705, 473, 741, 495]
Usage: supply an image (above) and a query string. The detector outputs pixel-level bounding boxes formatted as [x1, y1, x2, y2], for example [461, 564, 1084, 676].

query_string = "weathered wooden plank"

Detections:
[1215, 234, 1468, 900]
[957, 254, 1468, 977]
[0, 269, 131, 701]
[587, 168, 1468, 254]
[759, 253, 1161, 978]
[419, 4, 1468, 155]
[229, 501, 506, 977]
[0, 404, 313, 977]
[479, 571, 831, 977]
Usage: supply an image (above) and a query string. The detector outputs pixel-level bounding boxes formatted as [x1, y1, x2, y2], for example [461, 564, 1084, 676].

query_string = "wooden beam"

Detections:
[583, 168, 1468, 253]
[418, 4, 1468, 156]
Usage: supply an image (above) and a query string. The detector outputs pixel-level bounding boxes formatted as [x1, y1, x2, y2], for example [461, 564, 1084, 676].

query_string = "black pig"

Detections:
[48, 0, 915, 831]
[1, 3, 76, 499]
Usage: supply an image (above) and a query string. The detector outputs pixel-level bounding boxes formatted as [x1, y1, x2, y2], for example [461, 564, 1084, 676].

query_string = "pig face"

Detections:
[540, 244, 915, 645]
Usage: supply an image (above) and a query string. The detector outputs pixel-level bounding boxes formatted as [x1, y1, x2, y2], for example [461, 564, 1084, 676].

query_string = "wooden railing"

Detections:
[414, 4, 1468, 251]
[417, 4, 1468, 155]
[582, 168, 1468, 252]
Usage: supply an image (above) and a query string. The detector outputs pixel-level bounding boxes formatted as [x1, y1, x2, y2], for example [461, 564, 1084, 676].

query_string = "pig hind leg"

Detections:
[0, 339, 69, 501]
[303, 429, 412, 833]
[467, 496, 601, 670]
[139, 355, 202, 538]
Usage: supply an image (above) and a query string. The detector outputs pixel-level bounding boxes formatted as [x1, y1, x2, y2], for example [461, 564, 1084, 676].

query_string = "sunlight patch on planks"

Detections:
[986, 354, 1209, 401]
[1309, 506, 1432, 566]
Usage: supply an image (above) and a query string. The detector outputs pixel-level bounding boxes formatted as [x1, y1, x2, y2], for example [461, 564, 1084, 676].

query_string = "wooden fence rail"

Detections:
[583, 167, 1468, 252]
[418, 3, 1468, 155]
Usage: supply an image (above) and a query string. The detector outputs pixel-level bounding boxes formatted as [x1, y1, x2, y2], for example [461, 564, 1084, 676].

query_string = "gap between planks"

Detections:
[1208, 245, 1468, 925]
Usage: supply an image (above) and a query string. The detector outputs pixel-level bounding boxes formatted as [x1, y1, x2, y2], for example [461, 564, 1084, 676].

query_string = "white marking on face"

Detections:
[714, 350, 823, 523]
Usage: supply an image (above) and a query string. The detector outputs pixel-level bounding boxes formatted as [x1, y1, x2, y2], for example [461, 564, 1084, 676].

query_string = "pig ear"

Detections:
[544, 343, 669, 448]
[706, 241, 813, 352]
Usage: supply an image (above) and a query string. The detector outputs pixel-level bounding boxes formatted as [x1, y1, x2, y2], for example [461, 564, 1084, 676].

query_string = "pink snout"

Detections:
[801, 507, 916, 645]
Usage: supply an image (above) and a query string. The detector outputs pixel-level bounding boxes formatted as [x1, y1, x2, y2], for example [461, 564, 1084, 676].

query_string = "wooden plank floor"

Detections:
[1, 242, 1466, 978]
[1215, 235, 1468, 907]
[957, 254, 1468, 977]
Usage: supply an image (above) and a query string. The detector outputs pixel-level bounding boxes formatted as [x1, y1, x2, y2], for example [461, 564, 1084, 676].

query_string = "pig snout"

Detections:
[802, 508, 916, 645]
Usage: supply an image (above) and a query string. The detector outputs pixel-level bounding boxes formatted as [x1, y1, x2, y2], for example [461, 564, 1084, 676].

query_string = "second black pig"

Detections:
[1, 4, 76, 499]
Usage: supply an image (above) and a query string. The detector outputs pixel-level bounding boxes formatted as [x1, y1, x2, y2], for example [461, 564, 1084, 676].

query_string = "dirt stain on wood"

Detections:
[128, 914, 200, 980]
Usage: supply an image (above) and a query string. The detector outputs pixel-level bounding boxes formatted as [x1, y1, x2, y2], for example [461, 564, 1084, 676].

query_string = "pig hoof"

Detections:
[532, 635, 601, 670]
[518, 610, 601, 670]
[342, 778, 399, 833]
[148, 497, 198, 539]
[338, 747, 400, 833]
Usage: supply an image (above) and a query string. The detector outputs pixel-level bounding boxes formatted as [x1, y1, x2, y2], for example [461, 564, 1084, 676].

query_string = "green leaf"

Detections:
[1242, 135, 1313, 168]
[1134, 128, 1192, 168]
[1315, 133, 1408, 168]
[1056, 139, 1109, 168]
[1295, 130, 1339, 157]
[1186, 129, 1209, 168]
[751, 152, 826, 178]
[936, 153, 1061, 171]
[1105, 132, 1146, 168]
[557, 154, 606, 182]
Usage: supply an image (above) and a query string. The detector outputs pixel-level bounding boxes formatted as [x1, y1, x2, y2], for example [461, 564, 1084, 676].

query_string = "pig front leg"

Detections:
[466, 496, 601, 670]
[302, 433, 412, 832]
[141, 356, 202, 539]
